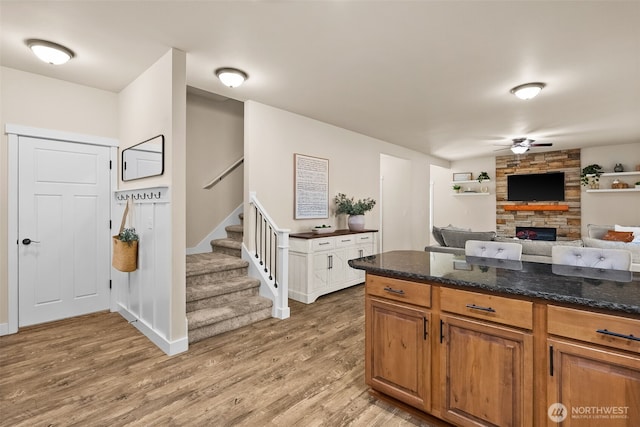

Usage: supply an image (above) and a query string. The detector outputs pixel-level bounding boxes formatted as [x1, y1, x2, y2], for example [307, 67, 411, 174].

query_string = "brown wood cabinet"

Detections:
[365, 276, 432, 412]
[364, 274, 640, 427]
[440, 314, 533, 427]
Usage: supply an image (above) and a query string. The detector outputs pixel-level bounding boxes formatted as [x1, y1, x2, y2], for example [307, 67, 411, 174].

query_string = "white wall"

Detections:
[116, 49, 187, 353]
[581, 142, 640, 232]
[186, 92, 244, 247]
[0, 66, 118, 326]
[431, 156, 496, 244]
[244, 101, 448, 251]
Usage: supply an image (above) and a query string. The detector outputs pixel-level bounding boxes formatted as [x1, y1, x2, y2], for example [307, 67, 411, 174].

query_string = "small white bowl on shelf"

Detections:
[312, 227, 333, 234]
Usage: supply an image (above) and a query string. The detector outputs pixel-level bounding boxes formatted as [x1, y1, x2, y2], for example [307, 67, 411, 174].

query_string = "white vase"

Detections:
[348, 215, 365, 231]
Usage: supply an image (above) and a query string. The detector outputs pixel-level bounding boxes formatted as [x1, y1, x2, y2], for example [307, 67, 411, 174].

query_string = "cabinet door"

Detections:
[366, 296, 431, 411]
[328, 248, 348, 285]
[347, 244, 373, 282]
[312, 252, 330, 290]
[440, 314, 533, 427]
[547, 339, 640, 427]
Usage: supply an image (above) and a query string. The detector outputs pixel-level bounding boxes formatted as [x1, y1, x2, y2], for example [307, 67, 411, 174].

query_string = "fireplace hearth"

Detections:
[515, 226, 557, 241]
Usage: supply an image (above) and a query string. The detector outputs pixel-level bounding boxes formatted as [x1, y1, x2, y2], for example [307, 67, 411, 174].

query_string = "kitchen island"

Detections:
[349, 250, 640, 427]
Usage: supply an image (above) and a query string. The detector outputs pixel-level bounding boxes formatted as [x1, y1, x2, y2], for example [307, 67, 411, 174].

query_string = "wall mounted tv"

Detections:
[507, 172, 565, 201]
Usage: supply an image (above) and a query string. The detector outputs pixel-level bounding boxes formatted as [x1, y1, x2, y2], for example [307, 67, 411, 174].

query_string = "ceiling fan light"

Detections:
[511, 145, 529, 154]
[510, 82, 545, 100]
[215, 68, 248, 88]
[27, 39, 74, 65]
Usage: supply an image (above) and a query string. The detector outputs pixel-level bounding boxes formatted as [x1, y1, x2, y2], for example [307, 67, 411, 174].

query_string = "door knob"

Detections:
[22, 238, 40, 245]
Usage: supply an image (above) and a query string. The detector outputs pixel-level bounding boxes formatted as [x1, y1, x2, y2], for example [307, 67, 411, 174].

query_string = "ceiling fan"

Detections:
[497, 138, 553, 154]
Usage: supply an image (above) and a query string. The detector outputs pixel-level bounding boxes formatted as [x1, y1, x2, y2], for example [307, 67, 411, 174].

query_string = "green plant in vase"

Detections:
[581, 164, 603, 188]
[477, 172, 490, 183]
[334, 193, 376, 231]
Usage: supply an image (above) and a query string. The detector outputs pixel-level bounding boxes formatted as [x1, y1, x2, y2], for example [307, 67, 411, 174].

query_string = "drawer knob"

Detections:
[465, 303, 496, 313]
[383, 286, 405, 295]
[596, 329, 640, 342]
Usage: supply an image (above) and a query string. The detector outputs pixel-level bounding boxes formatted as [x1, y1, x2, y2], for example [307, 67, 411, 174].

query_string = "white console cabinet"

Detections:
[288, 230, 378, 303]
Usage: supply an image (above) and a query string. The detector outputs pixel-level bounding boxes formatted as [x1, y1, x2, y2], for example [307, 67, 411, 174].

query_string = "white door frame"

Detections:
[5, 124, 118, 335]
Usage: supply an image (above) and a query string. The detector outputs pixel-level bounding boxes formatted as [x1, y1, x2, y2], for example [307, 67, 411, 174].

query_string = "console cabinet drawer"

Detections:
[548, 305, 640, 353]
[366, 275, 431, 308]
[440, 287, 533, 330]
[312, 238, 334, 251]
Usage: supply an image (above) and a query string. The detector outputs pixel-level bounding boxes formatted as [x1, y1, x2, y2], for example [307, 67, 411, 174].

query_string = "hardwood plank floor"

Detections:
[0, 285, 438, 427]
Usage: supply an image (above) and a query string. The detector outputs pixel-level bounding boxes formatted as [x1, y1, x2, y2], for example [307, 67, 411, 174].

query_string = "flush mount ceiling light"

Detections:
[215, 68, 248, 88]
[510, 82, 546, 100]
[27, 39, 75, 65]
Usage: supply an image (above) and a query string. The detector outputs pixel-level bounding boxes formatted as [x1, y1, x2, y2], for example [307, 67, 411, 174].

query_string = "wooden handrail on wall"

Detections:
[203, 157, 244, 189]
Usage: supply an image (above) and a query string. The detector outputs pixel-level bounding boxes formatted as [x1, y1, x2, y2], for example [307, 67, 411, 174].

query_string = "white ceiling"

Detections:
[2, 1, 639, 161]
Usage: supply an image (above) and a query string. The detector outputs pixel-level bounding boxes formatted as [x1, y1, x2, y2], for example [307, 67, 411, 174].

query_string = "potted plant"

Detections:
[452, 184, 462, 193]
[581, 164, 603, 188]
[635, 181, 640, 189]
[112, 227, 139, 272]
[477, 172, 490, 183]
[334, 193, 376, 231]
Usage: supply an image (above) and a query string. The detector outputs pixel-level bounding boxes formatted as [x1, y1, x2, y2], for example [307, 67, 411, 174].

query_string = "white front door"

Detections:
[18, 136, 111, 326]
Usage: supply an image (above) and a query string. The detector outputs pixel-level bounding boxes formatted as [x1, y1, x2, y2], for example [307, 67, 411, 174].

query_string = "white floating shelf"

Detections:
[586, 171, 640, 177]
[452, 192, 491, 196]
[451, 179, 491, 184]
[586, 188, 640, 193]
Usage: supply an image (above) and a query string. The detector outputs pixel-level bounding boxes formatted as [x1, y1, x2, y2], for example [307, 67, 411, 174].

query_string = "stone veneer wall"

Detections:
[496, 149, 581, 240]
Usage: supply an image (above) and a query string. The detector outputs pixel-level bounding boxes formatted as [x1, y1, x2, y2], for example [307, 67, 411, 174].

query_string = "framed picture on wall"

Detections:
[294, 153, 329, 219]
[453, 172, 472, 181]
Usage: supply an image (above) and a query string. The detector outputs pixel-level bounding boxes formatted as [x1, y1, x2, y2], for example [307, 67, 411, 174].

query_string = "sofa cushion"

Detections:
[583, 237, 640, 264]
[441, 229, 496, 248]
[432, 224, 470, 246]
[587, 224, 614, 239]
[495, 237, 583, 257]
[614, 224, 640, 243]
[602, 230, 634, 243]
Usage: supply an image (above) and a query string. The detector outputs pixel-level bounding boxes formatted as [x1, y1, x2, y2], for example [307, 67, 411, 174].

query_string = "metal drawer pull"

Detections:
[341, 239, 351, 242]
[319, 242, 330, 245]
[360, 236, 369, 240]
[383, 286, 405, 295]
[466, 303, 496, 313]
[596, 329, 640, 342]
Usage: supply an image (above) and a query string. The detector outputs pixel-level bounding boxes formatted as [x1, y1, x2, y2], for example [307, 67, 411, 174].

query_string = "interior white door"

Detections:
[18, 136, 111, 326]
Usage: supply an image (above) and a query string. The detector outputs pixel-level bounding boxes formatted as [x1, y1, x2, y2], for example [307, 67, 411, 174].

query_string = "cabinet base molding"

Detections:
[368, 390, 454, 427]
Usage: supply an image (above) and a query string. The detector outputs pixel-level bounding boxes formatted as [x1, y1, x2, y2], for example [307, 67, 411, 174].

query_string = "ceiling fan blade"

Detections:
[530, 143, 553, 147]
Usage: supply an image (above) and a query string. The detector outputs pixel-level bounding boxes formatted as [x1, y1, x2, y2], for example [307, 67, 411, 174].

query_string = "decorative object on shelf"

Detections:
[611, 179, 629, 189]
[636, 181, 640, 189]
[112, 199, 139, 272]
[452, 184, 462, 193]
[453, 172, 472, 181]
[312, 225, 333, 234]
[477, 171, 490, 183]
[334, 193, 376, 231]
[614, 163, 624, 172]
[636, 164, 640, 171]
[481, 186, 489, 193]
[580, 164, 603, 188]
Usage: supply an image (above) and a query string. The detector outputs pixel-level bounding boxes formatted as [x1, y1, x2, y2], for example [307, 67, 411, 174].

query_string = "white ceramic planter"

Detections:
[348, 215, 365, 231]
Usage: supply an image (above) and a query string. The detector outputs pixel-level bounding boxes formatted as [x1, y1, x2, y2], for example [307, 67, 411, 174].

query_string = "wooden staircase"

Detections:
[186, 214, 272, 343]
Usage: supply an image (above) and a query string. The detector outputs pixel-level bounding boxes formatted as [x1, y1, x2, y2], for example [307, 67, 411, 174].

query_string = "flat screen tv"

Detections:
[507, 172, 565, 201]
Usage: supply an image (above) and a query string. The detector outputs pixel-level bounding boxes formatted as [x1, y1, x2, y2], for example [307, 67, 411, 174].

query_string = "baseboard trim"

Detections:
[117, 305, 188, 356]
[0, 322, 10, 336]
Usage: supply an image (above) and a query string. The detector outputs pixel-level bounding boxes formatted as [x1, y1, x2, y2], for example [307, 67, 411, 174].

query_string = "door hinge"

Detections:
[109, 280, 112, 290]
[109, 160, 112, 170]
[109, 220, 112, 229]
[549, 345, 554, 376]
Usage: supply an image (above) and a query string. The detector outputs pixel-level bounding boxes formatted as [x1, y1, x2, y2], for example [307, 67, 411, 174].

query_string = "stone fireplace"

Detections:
[515, 226, 557, 241]
[496, 149, 581, 240]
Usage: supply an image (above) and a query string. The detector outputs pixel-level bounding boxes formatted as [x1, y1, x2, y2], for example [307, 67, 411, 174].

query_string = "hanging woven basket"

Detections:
[112, 199, 138, 272]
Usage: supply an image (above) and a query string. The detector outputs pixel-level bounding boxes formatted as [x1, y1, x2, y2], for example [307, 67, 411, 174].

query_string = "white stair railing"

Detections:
[245, 192, 290, 319]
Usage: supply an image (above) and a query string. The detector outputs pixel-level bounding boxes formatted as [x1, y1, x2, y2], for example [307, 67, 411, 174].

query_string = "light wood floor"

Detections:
[0, 284, 437, 427]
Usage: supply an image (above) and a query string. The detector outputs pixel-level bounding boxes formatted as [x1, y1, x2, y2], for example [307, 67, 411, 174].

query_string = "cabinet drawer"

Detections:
[356, 233, 374, 244]
[548, 305, 640, 353]
[366, 275, 431, 308]
[335, 235, 356, 247]
[312, 238, 334, 251]
[440, 287, 533, 330]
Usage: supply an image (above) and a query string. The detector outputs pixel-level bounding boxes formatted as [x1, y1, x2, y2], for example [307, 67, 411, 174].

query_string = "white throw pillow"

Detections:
[614, 224, 640, 243]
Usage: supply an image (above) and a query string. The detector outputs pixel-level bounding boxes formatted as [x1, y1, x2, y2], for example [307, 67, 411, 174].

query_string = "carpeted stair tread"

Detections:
[187, 296, 273, 330]
[186, 252, 248, 277]
[187, 275, 260, 303]
[189, 308, 272, 343]
[225, 224, 243, 234]
[211, 238, 242, 250]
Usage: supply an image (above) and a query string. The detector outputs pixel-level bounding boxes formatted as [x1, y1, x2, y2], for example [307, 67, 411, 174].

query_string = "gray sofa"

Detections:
[427, 224, 640, 272]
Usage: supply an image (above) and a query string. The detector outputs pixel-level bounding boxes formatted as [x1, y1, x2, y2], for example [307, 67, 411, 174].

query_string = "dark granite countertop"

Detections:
[348, 250, 640, 315]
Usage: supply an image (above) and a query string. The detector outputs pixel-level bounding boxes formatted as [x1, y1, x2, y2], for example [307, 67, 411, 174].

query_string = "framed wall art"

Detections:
[453, 172, 472, 181]
[294, 153, 329, 219]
